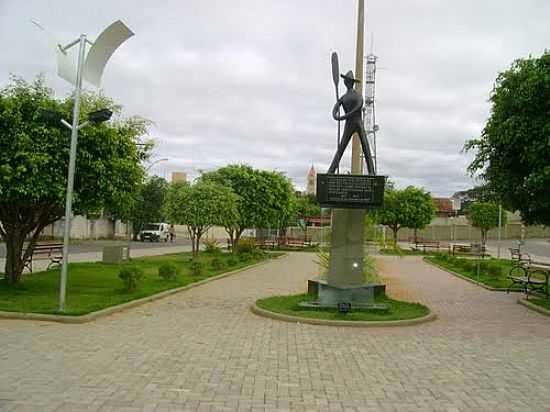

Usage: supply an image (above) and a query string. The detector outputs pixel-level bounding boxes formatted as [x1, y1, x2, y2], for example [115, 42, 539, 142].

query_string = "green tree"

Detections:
[466, 202, 506, 247]
[201, 165, 295, 249]
[375, 186, 435, 245]
[164, 181, 238, 257]
[465, 51, 550, 226]
[0, 77, 148, 285]
[129, 176, 169, 239]
[293, 194, 320, 236]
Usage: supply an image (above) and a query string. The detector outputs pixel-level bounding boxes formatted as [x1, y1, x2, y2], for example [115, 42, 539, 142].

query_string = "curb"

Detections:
[0, 254, 287, 324]
[423, 258, 519, 292]
[250, 303, 437, 328]
[517, 298, 550, 318]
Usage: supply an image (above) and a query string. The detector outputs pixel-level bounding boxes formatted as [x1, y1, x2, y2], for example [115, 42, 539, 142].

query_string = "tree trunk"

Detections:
[4, 230, 26, 286]
[413, 228, 418, 244]
[187, 227, 196, 257]
[233, 228, 245, 253]
[392, 226, 399, 247]
[194, 232, 201, 257]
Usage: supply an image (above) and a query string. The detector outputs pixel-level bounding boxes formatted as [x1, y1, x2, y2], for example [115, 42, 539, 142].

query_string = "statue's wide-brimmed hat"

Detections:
[340, 70, 360, 83]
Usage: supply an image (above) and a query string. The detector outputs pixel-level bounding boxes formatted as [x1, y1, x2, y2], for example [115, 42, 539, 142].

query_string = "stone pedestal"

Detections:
[327, 208, 365, 287]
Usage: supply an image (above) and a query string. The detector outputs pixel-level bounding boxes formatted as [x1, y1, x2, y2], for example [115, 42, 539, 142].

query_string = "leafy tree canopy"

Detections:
[374, 186, 435, 244]
[164, 181, 238, 256]
[465, 51, 550, 226]
[201, 164, 295, 246]
[466, 202, 507, 245]
[129, 176, 169, 238]
[0, 76, 149, 285]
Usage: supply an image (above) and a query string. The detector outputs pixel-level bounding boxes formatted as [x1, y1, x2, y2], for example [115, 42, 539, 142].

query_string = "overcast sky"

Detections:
[1, 0, 549, 196]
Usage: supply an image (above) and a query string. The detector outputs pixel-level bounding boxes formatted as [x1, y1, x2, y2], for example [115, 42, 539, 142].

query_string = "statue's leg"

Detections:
[357, 124, 376, 175]
[328, 123, 352, 174]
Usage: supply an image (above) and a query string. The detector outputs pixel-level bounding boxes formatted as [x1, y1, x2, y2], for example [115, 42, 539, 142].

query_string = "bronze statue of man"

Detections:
[327, 70, 375, 175]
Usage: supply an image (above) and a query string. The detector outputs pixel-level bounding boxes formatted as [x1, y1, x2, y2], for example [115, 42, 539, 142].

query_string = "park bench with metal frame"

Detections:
[23, 242, 64, 273]
[451, 242, 488, 257]
[507, 248, 549, 299]
[410, 240, 450, 254]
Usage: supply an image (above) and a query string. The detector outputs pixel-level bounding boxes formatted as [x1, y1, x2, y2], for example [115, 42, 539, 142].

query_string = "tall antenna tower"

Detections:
[363, 39, 379, 173]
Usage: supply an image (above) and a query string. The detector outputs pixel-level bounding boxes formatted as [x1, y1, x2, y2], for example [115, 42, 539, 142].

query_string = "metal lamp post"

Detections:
[145, 158, 169, 173]
[35, 20, 134, 311]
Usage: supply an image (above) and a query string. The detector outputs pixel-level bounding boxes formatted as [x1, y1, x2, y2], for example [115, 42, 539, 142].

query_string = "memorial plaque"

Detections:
[316, 174, 385, 209]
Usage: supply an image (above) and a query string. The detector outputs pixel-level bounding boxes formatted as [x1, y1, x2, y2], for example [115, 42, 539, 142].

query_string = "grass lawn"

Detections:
[529, 298, 550, 312]
[379, 247, 439, 256]
[269, 245, 320, 253]
[256, 293, 430, 322]
[0, 251, 278, 316]
[425, 254, 544, 289]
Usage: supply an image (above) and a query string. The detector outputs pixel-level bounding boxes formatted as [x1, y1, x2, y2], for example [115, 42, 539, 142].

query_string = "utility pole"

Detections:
[351, 0, 365, 175]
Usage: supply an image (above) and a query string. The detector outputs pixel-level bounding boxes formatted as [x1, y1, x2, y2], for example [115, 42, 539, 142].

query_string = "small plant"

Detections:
[210, 257, 225, 270]
[203, 237, 221, 255]
[118, 266, 144, 291]
[487, 262, 503, 277]
[189, 259, 204, 276]
[226, 256, 238, 267]
[235, 238, 257, 255]
[158, 263, 178, 281]
[251, 248, 266, 260]
[239, 252, 253, 262]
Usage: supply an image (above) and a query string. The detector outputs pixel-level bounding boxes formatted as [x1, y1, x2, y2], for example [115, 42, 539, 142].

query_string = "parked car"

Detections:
[139, 223, 170, 242]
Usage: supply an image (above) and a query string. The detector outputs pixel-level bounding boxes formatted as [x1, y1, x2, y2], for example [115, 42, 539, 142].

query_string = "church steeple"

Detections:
[306, 164, 316, 195]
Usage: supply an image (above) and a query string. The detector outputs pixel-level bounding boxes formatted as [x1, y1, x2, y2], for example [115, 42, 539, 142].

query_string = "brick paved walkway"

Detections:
[1, 254, 549, 411]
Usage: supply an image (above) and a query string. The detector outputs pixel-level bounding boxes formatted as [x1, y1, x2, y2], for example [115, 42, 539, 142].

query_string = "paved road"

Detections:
[1, 254, 549, 411]
[0, 239, 193, 259]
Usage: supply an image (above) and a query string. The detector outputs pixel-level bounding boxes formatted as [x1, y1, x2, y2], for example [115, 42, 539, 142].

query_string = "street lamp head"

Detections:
[87, 108, 112, 123]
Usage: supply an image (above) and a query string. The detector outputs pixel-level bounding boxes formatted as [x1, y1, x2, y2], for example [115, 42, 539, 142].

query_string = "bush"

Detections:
[118, 266, 144, 291]
[226, 256, 238, 267]
[203, 238, 222, 255]
[158, 263, 178, 281]
[239, 252, 253, 262]
[251, 248, 266, 260]
[235, 238, 256, 255]
[487, 262, 503, 277]
[189, 260, 204, 276]
[456, 258, 474, 272]
[210, 257, 225, 271]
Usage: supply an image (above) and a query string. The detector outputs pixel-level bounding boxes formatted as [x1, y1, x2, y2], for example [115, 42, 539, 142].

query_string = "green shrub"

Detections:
[210, 257, 225, 271]
[235, 238, 257, 255]
[189, 260, 204, 276]
[478, 261, 489, 273]
[203, 238, 222, 255]
[487, 262, 503, 277]
[158, 263, 178, 281]
[226, 256, 238, 267]
[118, 266, 144, 291]
[251, 248, 266, 260]
[239, 252, 253, 262]
[462, 260, 475, 272]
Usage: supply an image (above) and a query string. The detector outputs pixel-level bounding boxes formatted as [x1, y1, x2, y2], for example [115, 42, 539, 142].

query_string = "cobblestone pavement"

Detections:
[1, 254, 550, 412]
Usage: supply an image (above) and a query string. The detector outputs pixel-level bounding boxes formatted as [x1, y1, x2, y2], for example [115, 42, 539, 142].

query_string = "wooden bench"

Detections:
[255, 239, 277, 249]
[411, 240, 450, 254]
[451, 243, 487, 257]
[23, 242, 64, 272]
[507, 249, 549, 299]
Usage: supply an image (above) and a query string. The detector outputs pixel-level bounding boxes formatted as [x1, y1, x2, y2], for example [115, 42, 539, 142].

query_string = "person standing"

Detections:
[169, 224, 176, 243]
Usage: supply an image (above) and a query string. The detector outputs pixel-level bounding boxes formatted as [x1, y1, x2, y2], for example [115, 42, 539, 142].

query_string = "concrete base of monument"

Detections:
[306, 279, 387, 308]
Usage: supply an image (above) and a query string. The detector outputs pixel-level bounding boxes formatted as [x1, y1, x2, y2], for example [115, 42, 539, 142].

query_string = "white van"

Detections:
[139, 223, 170, 242]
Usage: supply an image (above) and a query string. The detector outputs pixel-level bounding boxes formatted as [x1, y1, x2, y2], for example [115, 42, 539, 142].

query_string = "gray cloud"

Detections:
[2, 0, 549, 196]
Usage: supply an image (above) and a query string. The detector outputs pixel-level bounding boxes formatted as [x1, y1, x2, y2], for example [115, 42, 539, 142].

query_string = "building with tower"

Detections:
[305, 164, 316, 195]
